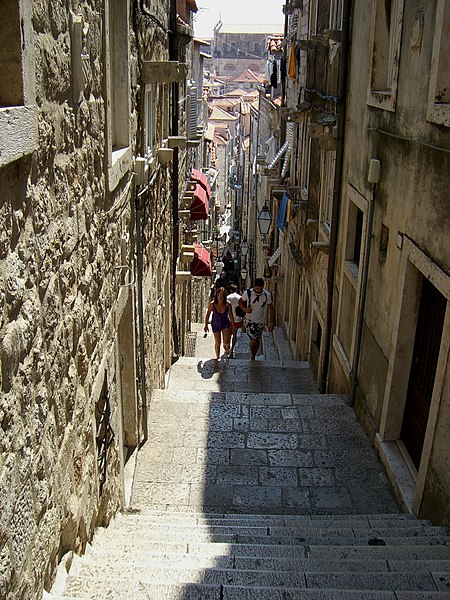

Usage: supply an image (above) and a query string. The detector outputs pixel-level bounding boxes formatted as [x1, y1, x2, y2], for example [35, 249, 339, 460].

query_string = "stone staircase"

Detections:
[47, 327, 450, 599]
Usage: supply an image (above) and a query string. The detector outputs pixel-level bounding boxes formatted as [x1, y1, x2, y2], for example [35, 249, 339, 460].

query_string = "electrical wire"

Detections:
[368, 127, 450, 154]
[139, 0, 171, 34]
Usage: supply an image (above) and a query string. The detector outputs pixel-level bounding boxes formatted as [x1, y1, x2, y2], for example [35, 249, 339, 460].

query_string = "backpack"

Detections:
[235, 288, 267, 317]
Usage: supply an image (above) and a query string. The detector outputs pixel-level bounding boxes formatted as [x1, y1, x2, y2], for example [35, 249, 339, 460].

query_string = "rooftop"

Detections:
[216, 23, 284, 35]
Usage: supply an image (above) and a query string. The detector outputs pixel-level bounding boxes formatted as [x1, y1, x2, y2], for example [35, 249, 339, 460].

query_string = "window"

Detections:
[367, 0, 404, 112]
[308, 0, 319, 36]
[427, 0, 450, 127]
[301, 132, 311, 198]
[0, 1, 23, 107]
[333, 186, 369, 369]
[186, 81, 199, 142]
[330, 0, 344, 30]
[109, 0, 130, 153]
[144, 88, 154, 164]
[0, 0, 37, 167]
[320, 151, 336, 229]
[105, 0, 131, 189]
[346, 202, 364, 275]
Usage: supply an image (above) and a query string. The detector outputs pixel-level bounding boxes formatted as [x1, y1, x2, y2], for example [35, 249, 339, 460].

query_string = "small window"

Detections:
[108, 0, 130, 153]
[0, 0, 37, 167]
[0, 1, 23, 107]
[346, 202, 364, 276]
[330, 0, 344, 30]
[301, 133, 311, 196]
[145, 88, 154, 164]
[320, 151, 336, 228]
[427, 0, 450, 127]
[367, 0, 404, 112]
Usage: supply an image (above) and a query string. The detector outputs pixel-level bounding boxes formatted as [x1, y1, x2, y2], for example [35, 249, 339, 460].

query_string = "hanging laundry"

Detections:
[288, 43, 296, 81]
[270, 60, 278, 88]
[280, 57, 287, 82]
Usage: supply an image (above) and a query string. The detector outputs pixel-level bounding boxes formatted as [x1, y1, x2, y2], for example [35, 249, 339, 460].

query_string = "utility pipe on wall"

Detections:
[350, 158, 381, 406]
[320, 0, 352, 393]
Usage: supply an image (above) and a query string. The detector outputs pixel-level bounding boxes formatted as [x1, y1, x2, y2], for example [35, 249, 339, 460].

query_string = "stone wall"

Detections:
[0, 1, 177, 598]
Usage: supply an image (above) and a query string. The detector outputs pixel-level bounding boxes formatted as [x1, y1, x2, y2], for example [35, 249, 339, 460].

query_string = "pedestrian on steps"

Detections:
[238, 277, 275, 360]
[204, 287, 234, 360]
[227, 284, 243, 358]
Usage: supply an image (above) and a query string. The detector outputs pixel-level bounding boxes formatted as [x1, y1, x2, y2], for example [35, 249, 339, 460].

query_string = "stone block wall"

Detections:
[0, 1, 177, 598]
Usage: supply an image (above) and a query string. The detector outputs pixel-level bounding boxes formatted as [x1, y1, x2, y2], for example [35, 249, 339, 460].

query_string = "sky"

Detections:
[193, 0, 285, 38]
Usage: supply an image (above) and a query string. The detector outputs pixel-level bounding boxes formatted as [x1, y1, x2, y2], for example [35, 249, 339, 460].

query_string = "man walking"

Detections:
[238, 277, 275, 360]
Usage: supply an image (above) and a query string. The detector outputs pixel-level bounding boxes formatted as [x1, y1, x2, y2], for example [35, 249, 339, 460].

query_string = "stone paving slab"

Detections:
[305, 572, 439, 591]
[222, 589, 396, 599]
[53, 325, 450, 600]
[64, 579, 221, 600]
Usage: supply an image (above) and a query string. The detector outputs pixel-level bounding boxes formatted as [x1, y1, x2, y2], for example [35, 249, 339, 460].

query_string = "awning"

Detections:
[191, 168, 211, 198]
[190, 184, 209, 220]
[190, 243, 212, 276]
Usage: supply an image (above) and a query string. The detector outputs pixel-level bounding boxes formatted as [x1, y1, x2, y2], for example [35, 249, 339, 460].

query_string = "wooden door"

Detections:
[401, 277, 446, 470]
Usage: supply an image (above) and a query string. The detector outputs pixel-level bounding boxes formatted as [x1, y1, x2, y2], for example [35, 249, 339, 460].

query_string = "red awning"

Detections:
[190, 243, 212, 277]
[190, 184, 209, 220]
[191, 168, 211, 198]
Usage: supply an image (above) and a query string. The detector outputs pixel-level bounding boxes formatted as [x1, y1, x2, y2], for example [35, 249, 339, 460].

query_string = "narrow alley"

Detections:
[48, 326, 450, 599]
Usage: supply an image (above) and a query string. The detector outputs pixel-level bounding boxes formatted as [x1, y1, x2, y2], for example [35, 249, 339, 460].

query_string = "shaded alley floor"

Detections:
[130, 324, 400, 515]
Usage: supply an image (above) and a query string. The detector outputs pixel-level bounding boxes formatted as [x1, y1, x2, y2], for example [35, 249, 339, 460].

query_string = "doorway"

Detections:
[401, 277, 446, 470]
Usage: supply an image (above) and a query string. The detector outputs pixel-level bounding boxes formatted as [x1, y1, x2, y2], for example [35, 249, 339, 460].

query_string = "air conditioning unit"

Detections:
[307, 123, 324, 139]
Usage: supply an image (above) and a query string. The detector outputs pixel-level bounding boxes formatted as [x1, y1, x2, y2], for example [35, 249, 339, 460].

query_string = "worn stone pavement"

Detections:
[130, 324, 400, 515]
[48, 324, 450, 599]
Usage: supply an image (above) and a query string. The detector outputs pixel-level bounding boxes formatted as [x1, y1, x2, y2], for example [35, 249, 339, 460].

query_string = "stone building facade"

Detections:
[249, 0, 449, 526]
[212, 24, 284, 78]
[330, 0, 450, 527]
[0, 1, 213, 598]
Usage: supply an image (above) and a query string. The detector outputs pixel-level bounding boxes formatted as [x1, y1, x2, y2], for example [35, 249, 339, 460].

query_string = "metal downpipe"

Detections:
[320, 0, 352, 393]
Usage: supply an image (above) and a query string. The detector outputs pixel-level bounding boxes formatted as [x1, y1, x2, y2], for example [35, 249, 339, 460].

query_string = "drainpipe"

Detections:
[319, 0, 352, 393]
[350, 159, 380, 405]
[253, 93, 262, 279]
[169, 0, 180, 357]
[135, 192, 148, 442]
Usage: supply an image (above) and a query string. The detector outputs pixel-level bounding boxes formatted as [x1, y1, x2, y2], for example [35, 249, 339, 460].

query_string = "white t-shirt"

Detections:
[241, 288, 272, 324]
[227, 292, 243, 323]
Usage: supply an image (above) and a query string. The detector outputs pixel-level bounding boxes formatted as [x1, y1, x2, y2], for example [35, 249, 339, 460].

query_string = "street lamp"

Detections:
[257, 205, 272, 235]
[240, 266, 247, 280]
[240, 240, 249, 257]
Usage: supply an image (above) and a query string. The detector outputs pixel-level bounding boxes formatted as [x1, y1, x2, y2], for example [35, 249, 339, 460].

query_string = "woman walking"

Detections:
[204, 287, 234, 359]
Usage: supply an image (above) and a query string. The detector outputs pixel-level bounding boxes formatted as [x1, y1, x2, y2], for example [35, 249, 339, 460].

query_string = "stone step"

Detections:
[79, 548, 450, 574]
[85, 538, 450, 562]
[262, 330, 280, 361]
[92, 530, 449, 549]
[151, 388, 351, 408]
[49, 590, 450, 600]
[63, 566, 447, 592]
[171, 356, 310, 369]
[165, 358, 319, 394]
[106, 521, 448, 541]
[273, 326, 295, 362]
[128, 509, 418, 524]
[224, 588, 450, 600]
[120, 511, 422, 528]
